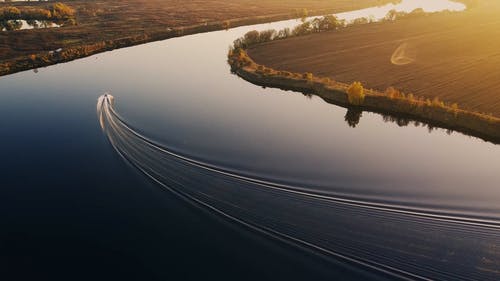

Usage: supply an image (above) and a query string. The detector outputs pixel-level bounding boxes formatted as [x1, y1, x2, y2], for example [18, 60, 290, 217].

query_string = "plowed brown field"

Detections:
[248, 1, 500, 116]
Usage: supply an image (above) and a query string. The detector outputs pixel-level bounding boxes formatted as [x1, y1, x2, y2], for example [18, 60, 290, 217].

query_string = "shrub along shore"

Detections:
[0, 3, 75, 21]
[227, 23, 500, 143]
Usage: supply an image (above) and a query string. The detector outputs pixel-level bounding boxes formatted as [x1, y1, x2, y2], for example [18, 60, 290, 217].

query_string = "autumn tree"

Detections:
[2, 7, 21, 19]
[347, 81, 365, 105]
[51, 3, 75, 20]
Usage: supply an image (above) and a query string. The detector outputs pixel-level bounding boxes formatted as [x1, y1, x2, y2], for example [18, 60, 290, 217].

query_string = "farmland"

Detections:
[247, 1, 500, 116]
[0, 0, 393, 75]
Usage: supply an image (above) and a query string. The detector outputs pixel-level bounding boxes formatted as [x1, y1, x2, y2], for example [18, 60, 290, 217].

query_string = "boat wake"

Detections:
[97, 94, 500, 280]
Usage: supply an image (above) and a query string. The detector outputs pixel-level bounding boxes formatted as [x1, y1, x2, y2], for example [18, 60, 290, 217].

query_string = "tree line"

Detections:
[232, 15, 344, 50]
[0, 3, 75, 21]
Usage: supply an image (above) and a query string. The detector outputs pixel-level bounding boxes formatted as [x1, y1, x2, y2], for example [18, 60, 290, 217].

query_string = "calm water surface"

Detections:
[1, 1, 498, 280]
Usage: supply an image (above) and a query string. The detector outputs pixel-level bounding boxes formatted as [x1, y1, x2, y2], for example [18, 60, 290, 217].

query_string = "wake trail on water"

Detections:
[97, 94, 500, 280]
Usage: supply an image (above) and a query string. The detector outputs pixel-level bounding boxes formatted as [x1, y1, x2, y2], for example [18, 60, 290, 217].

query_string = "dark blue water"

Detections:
[0, 77, 381, 280]
[1, 3, 499, 280]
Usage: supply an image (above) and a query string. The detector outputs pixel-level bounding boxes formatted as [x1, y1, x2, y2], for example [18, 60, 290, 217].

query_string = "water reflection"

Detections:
[0, 19, 62, 31]
[338, 102, 498, 144]
[381, 114, 411, 127]
[344, 108, 362, 128]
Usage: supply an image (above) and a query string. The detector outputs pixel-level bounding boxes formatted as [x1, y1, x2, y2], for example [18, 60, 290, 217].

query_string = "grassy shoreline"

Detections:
[228, 49, 500, 144]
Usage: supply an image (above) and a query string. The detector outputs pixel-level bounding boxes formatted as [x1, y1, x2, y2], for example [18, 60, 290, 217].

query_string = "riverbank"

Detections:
[229, 48, 500, 144]
[0, 0, 394, 77]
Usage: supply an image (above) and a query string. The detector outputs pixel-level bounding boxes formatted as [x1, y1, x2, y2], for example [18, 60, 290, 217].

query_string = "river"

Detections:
[1, 0, 499, 280]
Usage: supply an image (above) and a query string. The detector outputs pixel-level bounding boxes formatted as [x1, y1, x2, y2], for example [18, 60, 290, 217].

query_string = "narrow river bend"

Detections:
[1, 0, 499, 280]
